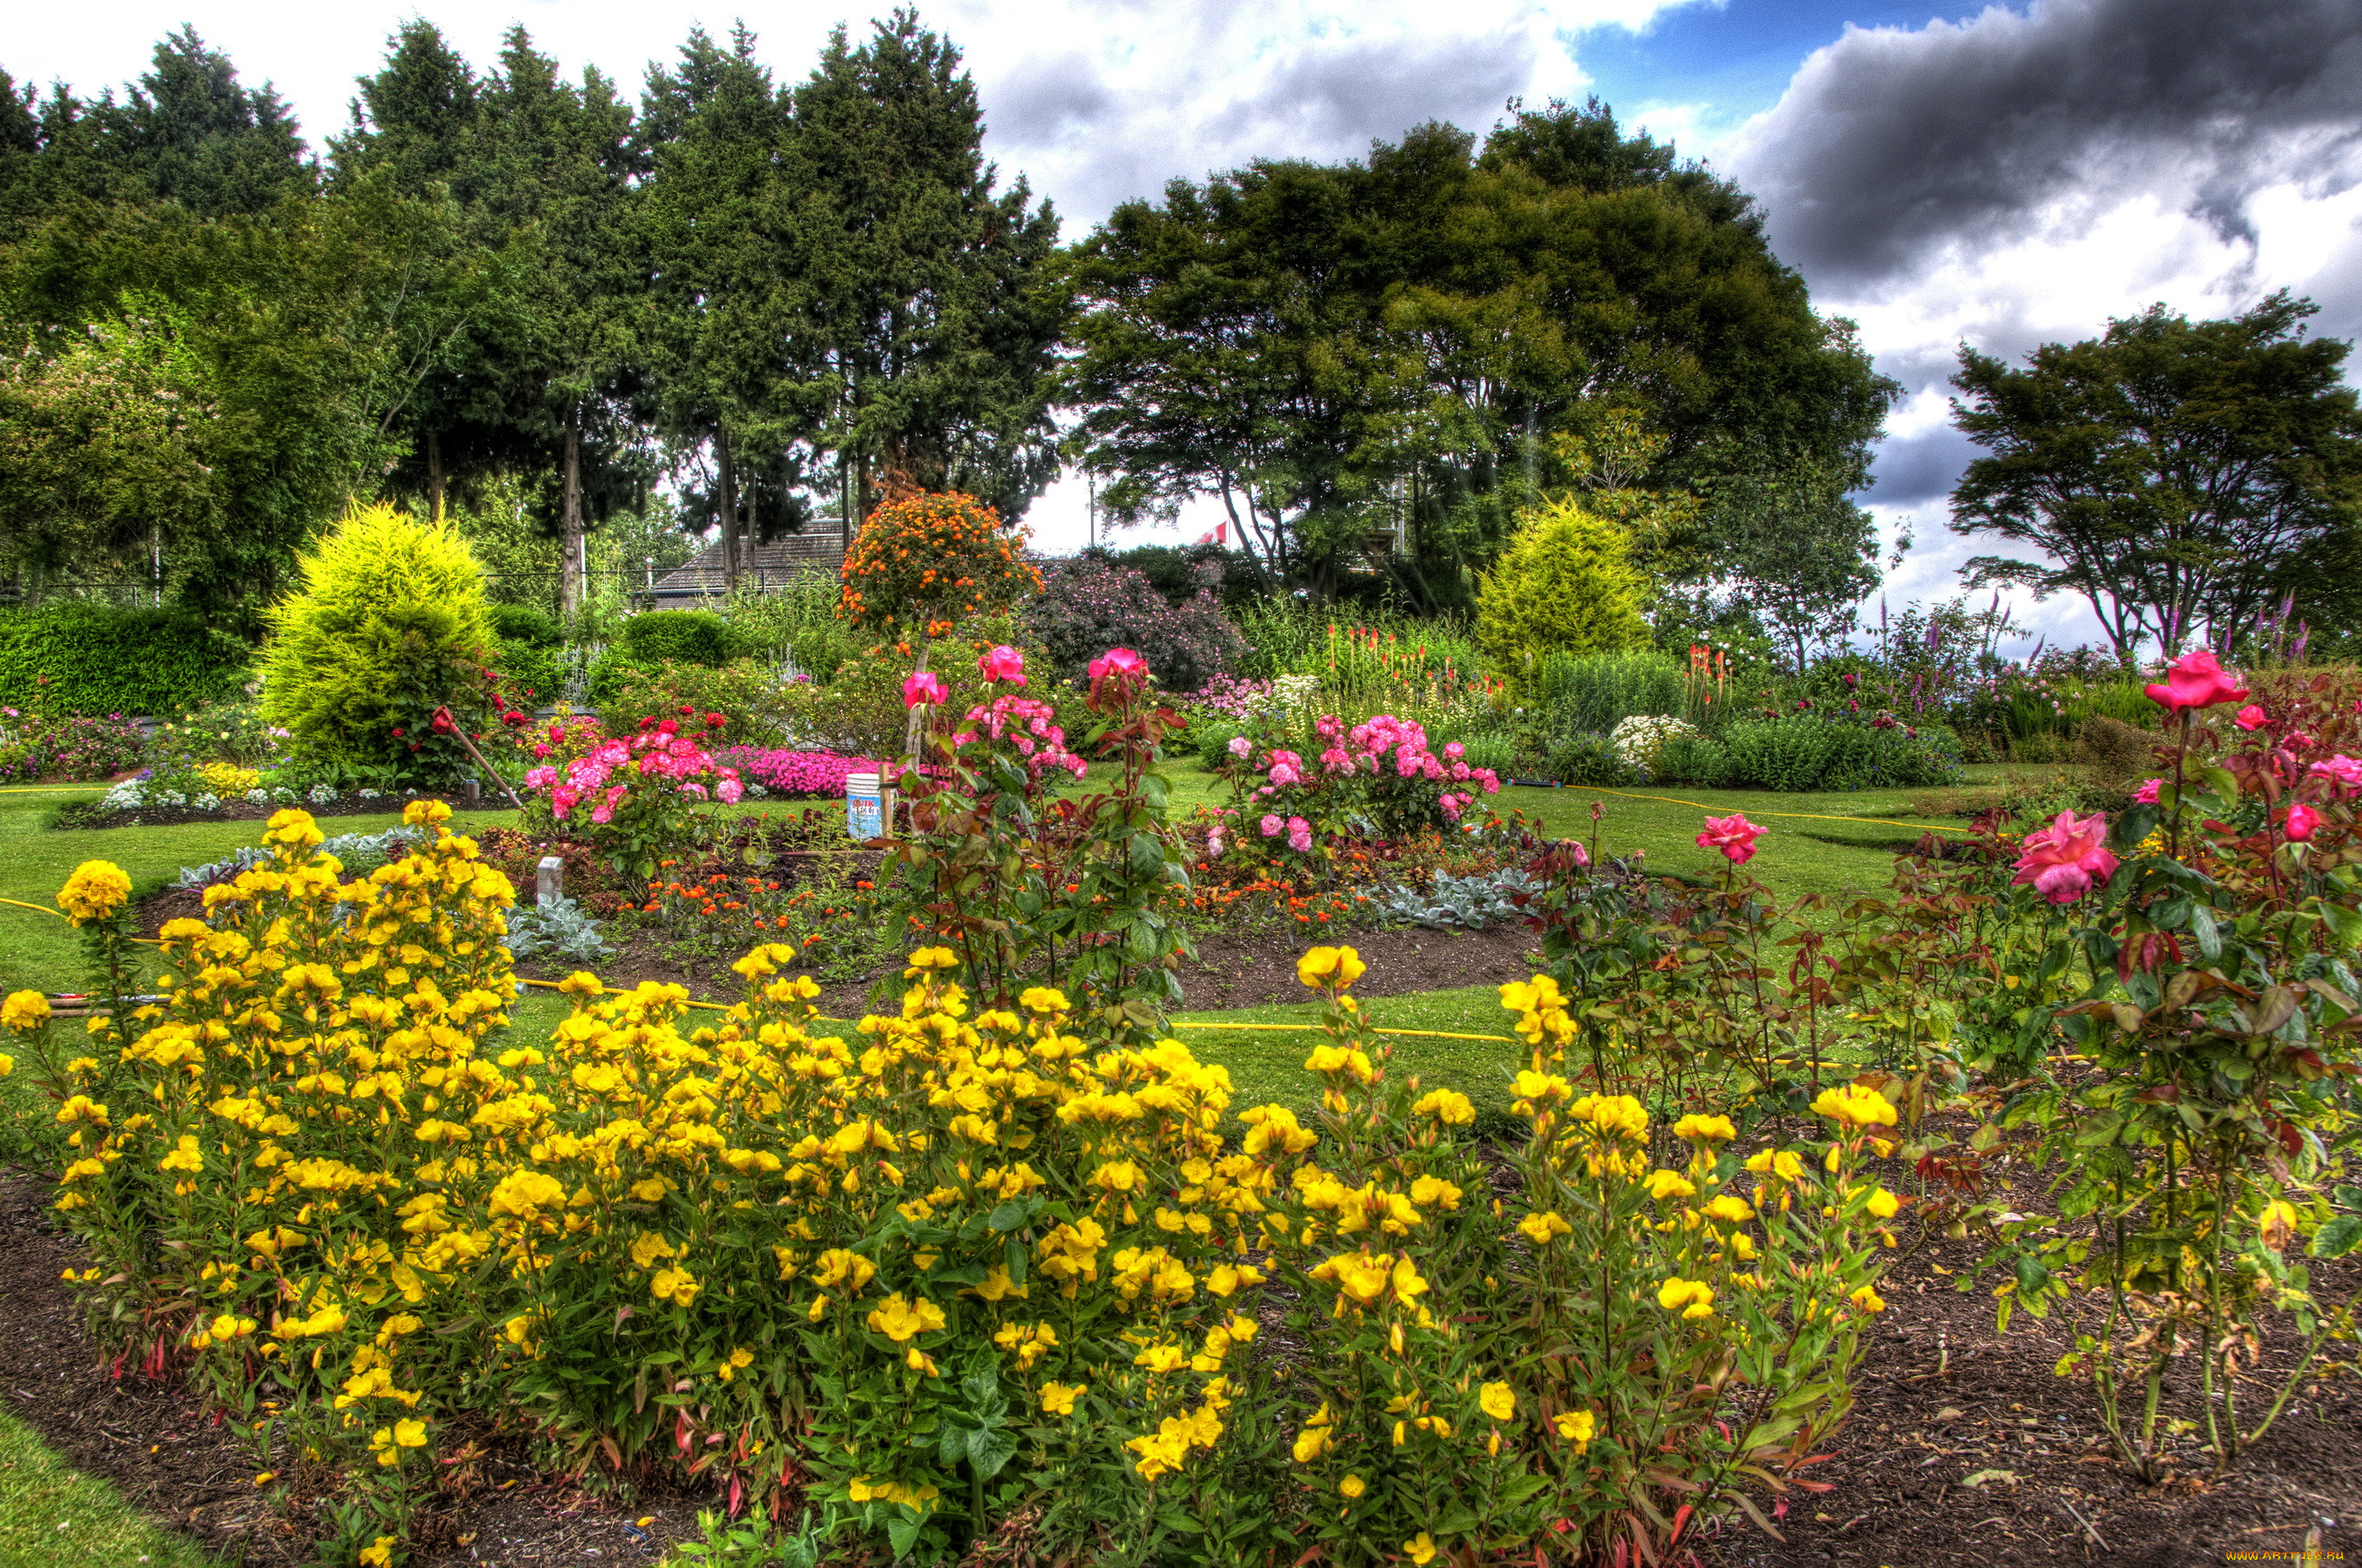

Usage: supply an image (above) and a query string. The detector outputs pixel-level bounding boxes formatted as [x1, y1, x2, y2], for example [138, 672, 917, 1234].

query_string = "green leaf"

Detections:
[986, 1200, 1029, 1232]
[1152, 1511, 1203, 1534]
[968, 1424, 1018, 1479]
[1499, 1473, 1550, 1507]
[2312, 1214, 2362, 1259]
[2190, 903, 2222, 963]
[886, 1512, 923, 1559]
[1434, 1503, 1481, 1535]
[1126, 830, 1164, 881]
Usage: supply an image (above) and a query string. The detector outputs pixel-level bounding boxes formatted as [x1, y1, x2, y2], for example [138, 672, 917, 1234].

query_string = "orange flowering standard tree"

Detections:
[838, 490, 1042, 759]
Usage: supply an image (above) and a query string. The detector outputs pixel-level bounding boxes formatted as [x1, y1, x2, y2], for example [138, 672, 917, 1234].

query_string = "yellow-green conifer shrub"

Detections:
[259, 501, 501, 779]
[1474, 498, 1651, 671]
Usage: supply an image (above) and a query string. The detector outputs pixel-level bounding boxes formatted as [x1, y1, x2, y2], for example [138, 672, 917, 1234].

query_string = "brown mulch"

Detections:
[509, 920, 1551, 1022]
[0, 1173, 714, 1567]
[1732, 1136, 2361, 1568]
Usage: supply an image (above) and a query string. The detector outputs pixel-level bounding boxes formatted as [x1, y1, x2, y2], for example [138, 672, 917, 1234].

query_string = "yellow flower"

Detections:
[1411, 1088, 1474, 1124]
[1292, 1403, 1334, 1463]
[813, 1249, 878, 1294]
[57, 860, 131, 925]
[1644, 1169, 1697, 1201]
[1865, 1186, 1901, 1220]
[1657, 1276, 1715, 1320]
[1553, 1408, 1596, 1447]
[1703, 1194, 1754, 1225]
[1744, 1148, 1806, 1181]
[630, 1231, 679, 1270]
[866, 1293, 947, 1343]
[1569, 1093, 1649, 1141]
[1039, 1382, 1085, 1416]
[487, 1170, 565, 1219]
[1515, 1210, 1572, 1246]
[718, 1347, 755, 1382]
[1404, 1533, 1437, 1564]
[1295, 946, 1367, 988]
[1849, 1285, 1886, 1314]
[359, 1538, 395, 1567]
[902, 946, 958, 976]
[1672, 1113, 1736, 1143]
[650, 1266, 700, 1307]
[1811, 1084, 1899, 1129]
[1479, 1382, 1515, 1421]
[1339, 1474, 1365, 1498]
[1, 990, 51, 1031]
[393, 1417, 427, 1448]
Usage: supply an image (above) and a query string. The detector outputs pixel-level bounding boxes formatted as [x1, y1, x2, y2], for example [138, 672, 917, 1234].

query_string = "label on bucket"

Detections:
[846, 772, 888, 841]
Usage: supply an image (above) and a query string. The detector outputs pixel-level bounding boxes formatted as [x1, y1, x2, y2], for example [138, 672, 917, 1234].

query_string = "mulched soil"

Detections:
[507, 919, 1552, 1022]
[1731, 1128, 2360, 1568]
[0, 1173, 714, 1567]
[57, 793, 484, 831]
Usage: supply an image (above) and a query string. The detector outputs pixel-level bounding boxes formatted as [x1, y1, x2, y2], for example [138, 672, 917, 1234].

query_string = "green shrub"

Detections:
[1526, 650, 1687, 734]
[619, 610, 759, 668]
[257, 501, 501, 780]
[0, 601, 252, 716]
[1663, 715, 1960, 792]
[490, 603, 562, 647]
[1474, 498, 1650, 670]
[1546, 730, 1640, 786]
[596, 658, 796, 748]
[496, 638, 564, 712]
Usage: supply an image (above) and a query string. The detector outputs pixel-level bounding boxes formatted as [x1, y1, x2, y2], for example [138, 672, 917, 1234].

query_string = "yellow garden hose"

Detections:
[1536, 784, 1972, 837]
[1175, 1020, 1518, 1045]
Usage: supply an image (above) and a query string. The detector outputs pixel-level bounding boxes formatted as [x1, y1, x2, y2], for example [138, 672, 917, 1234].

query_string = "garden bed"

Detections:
[501, 918, 1549, 1018]
[0, 1171, 710, 1568]
[3, 1136, 2351, 1568]
[54, 792, 481, 831]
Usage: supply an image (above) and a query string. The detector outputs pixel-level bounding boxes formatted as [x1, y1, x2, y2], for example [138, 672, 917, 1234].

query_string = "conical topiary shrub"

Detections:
[259, 501, 502, 782]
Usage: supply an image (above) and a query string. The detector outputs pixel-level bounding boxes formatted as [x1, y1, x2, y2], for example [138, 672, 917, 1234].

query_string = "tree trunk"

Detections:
[427, 430, 445, 523]
[902, 639, 931, 763]
[744, 463, 759, 584]
[561, 411, 584, 623]
[718, 433, 742, 595]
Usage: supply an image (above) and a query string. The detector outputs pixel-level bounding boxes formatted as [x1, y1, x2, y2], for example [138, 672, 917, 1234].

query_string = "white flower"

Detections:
[1608, 715, 1702, 780]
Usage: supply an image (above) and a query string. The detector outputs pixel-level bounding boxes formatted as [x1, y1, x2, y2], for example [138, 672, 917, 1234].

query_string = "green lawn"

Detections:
[0, 1408, 224, 1568]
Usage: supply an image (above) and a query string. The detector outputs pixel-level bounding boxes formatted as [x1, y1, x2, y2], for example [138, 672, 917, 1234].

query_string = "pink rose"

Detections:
[903, 671, 948, 709]
[1443, 741, 1464, 761]
[2235, 704, 2269, 731]
[1269, 762, 1300, 787]
[1088, 646, 1146, 681]
[978, 645, 1027, 684]
[2011, 809, 2119, 905]
[718, 777, 743, 804]
[2132, 779, 2162, 804]
[1259, 813, 1283, 839]
[1206, 828, 1225, 857]
[1285, 816, 1312, 852]
[1227, 735, 1253, 759]
[1697, 812, 1764, 866]
[2283, 802, 2322, 841]
[2145, 650, 2248, 715]
[2308, 755, 2362, 789]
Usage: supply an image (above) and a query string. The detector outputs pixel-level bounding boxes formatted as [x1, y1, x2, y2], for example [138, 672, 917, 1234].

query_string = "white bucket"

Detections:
[845, 771, 895, 842]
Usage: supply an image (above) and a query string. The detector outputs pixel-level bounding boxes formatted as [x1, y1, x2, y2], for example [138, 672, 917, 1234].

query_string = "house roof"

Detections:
[650, 533, 847, 600]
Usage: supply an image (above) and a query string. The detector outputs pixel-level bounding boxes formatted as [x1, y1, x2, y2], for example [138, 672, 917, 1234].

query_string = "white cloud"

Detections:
[1721, 0, 2362, 658]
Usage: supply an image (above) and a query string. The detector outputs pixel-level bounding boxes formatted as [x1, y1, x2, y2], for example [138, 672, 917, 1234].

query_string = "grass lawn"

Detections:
[0, 1407, 224, 1568]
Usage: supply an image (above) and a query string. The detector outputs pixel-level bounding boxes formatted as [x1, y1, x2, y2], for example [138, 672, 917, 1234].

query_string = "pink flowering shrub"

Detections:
[521, 716, 742, 879]
[1216, 710, 1501, 861]
[715, 747, 886, 799]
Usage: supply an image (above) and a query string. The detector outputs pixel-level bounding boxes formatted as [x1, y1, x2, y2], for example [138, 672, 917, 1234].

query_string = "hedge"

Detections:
[0, 602, 253, 717]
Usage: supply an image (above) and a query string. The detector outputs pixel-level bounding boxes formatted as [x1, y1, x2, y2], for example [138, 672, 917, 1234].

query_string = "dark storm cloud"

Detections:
[1732, 0, 2362, 290]
[1867, 424, 1980, 508]
[981, 51, 1117, 144]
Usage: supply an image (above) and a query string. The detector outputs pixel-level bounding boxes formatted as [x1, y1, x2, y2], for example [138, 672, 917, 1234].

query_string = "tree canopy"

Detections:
[1951, 292, 2362, 656]
[1063, 100, 1895, 606]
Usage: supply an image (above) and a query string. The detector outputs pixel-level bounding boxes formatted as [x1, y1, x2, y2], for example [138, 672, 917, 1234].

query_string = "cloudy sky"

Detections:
[14, 0, 2362, 653]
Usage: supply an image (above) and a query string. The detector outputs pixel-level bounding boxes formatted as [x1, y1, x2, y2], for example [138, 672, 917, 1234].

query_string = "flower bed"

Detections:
[713, 746, 887, 798]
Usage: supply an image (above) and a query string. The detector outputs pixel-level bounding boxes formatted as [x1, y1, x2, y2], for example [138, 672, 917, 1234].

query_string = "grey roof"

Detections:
[650, 534, 846, 599]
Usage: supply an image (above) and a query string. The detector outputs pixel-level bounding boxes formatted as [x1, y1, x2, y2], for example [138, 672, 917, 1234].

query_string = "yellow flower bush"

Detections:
[8, 819, 1894, 1566]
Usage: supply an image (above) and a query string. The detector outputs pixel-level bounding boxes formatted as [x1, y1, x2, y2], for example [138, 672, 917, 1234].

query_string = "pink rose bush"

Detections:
[1214, 710, 1501, 859]
[522, 717, 744, 878]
